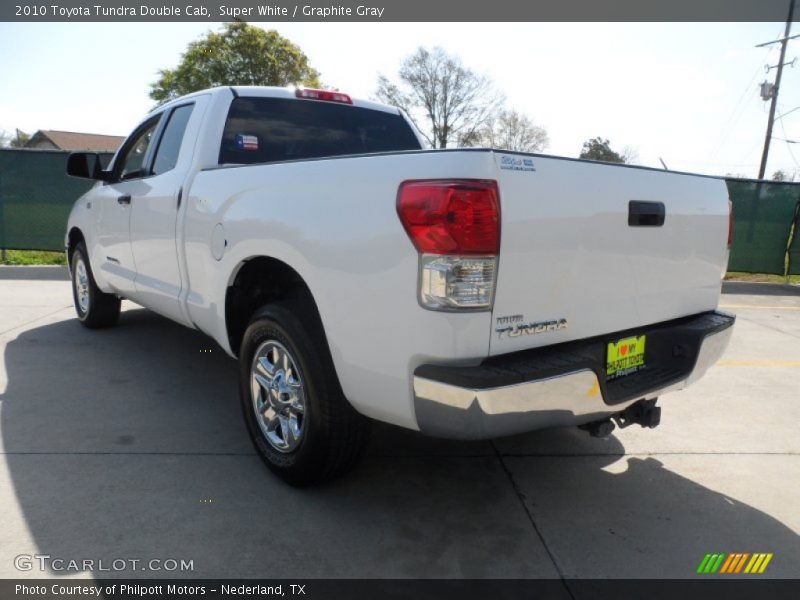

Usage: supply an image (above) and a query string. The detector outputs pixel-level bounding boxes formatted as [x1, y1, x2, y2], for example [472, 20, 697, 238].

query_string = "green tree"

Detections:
[772, 169, 790, 181]
[150, 23, 321, 104]
[8, 129, 30, 148]
[376, 46, 504, 149]
[579, 137, 626, 163]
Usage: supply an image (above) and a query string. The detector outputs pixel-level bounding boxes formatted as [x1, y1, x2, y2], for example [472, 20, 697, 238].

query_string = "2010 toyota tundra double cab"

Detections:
[65, 86, 735, 486]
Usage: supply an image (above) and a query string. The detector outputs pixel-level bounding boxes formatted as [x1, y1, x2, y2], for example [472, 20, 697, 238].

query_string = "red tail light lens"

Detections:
[396, 180, 500, 255]
[295, 88, 352, 104]
[728, 200, 735, 248]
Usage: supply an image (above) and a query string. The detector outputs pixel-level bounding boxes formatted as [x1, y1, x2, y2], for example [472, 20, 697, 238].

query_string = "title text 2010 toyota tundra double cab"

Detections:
[66, 86, 735, 486]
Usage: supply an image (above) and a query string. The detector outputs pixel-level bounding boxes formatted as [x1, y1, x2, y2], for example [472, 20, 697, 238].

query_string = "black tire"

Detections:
[70, 241, 121, 329]
[239, 302, 369, 486]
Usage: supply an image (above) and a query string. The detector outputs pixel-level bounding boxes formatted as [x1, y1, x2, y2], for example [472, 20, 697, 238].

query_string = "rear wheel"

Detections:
[239, 303, 369, 486]
[71, 241, 121, 328]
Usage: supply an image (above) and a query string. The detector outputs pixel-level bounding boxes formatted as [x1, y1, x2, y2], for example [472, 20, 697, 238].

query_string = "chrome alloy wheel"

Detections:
[250, 340, 306, 453]
[75, 257, 90, 314]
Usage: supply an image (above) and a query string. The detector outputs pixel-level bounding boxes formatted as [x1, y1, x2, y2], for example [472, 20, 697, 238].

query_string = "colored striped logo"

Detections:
[696, 553, 773, 574]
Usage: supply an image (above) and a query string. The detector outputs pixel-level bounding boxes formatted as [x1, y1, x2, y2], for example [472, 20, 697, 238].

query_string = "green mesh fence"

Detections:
[727, 178, 800, 276]
[1, 148, 800, 273]
[0, 149, 110, 252]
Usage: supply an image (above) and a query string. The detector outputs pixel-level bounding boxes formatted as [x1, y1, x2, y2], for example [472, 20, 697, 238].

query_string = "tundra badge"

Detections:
[495, 316, 568, 339]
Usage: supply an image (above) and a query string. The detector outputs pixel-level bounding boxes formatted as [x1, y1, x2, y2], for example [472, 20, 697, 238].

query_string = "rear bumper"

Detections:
[412, 311, 734, 439]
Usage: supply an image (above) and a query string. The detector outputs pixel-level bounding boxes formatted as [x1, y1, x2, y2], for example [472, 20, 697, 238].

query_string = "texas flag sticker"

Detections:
[235, 134, 259, 151]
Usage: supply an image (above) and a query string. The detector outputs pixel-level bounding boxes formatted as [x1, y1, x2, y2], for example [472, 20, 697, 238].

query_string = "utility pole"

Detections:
[757, 0, 796, 180]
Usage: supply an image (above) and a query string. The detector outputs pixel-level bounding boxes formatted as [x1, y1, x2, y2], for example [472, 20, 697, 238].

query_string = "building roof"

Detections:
[28, 130, 125, 152]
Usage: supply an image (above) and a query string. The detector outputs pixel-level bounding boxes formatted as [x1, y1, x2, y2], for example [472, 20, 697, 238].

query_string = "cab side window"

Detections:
[152, 104, 194, 175]
[117, 118, 159, 181]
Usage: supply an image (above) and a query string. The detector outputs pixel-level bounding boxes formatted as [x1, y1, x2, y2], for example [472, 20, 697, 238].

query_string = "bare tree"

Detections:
[464, 109, 549, 152]
[621, 145, 639, 165]
[376, 47, 504, 148]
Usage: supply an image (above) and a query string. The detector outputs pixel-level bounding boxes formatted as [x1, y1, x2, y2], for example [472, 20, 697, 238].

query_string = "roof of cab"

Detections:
[151, 86, 400, 116]
[230, 86, 400, 115]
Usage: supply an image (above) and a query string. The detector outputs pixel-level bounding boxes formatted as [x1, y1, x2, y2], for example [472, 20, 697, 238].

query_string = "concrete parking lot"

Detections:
[0, 267, 798, 583]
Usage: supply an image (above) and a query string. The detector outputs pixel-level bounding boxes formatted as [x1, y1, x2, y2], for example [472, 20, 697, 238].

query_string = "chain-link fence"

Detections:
[0, 149, 110, 253]
[1, 148, 800, 274]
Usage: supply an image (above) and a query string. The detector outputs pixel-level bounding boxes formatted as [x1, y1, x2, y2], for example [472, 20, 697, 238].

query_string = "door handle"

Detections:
[117, 194, 131, 205]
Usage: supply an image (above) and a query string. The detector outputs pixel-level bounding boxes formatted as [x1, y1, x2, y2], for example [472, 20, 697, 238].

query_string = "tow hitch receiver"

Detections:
[580, 398, 661, 438]
[614, 398, 661, 429]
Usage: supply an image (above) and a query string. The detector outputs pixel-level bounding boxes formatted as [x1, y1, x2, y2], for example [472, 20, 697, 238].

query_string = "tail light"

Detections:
[295, 88, 352, 104]
[728, 200, 735, 248]
[397, 180, 500, 311]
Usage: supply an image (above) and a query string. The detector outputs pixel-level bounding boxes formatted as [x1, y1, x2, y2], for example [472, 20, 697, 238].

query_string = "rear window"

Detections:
[218, 97, 422, 165]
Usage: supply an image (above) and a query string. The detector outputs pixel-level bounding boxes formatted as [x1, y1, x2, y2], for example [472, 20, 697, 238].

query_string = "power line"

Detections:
[778, 118, 800, 169]
[776, 105, 800, 119]
[709, 46, 774, 160]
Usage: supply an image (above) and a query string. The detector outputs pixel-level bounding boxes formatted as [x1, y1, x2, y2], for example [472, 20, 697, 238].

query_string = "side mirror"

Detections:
[66, 152, 110, 181]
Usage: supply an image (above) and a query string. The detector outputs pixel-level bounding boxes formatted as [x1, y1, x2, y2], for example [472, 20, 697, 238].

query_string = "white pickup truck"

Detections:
[66, 86, 735, 485]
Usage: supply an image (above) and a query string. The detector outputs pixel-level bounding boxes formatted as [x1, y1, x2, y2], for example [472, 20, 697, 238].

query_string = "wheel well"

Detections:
[225, 257, 324, 357]
[66, 228, 85, 264]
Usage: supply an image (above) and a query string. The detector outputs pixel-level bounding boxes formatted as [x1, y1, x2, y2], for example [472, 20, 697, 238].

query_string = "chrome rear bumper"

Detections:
[413, 311, 734, 439]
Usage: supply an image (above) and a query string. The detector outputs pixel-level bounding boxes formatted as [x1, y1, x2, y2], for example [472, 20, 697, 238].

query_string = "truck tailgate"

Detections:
[490, 153, 729, 356]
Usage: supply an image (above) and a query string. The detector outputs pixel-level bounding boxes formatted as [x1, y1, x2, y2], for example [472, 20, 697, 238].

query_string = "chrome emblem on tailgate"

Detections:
[498, 155, 536, 172]
[495, 316, 568, 339]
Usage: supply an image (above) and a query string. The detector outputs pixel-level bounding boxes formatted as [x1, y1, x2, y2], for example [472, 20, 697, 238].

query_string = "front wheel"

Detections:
[239, 303, 369, 486]
[71, 241, 121, 329]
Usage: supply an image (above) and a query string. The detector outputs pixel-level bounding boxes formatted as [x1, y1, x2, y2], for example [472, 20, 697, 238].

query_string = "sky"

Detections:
[1, 21, 799, 178]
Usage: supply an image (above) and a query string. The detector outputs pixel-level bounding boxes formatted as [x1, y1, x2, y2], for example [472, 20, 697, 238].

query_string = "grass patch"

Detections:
[725, 271, 800, 284]
[1, 250, 67, 266]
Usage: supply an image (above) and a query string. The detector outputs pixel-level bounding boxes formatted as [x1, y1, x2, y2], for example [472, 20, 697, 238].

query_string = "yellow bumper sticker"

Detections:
[606, 335, 646, 378]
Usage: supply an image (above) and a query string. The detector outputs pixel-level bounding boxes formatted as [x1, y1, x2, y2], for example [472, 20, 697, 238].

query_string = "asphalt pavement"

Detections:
[0, 266, 798, 585]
